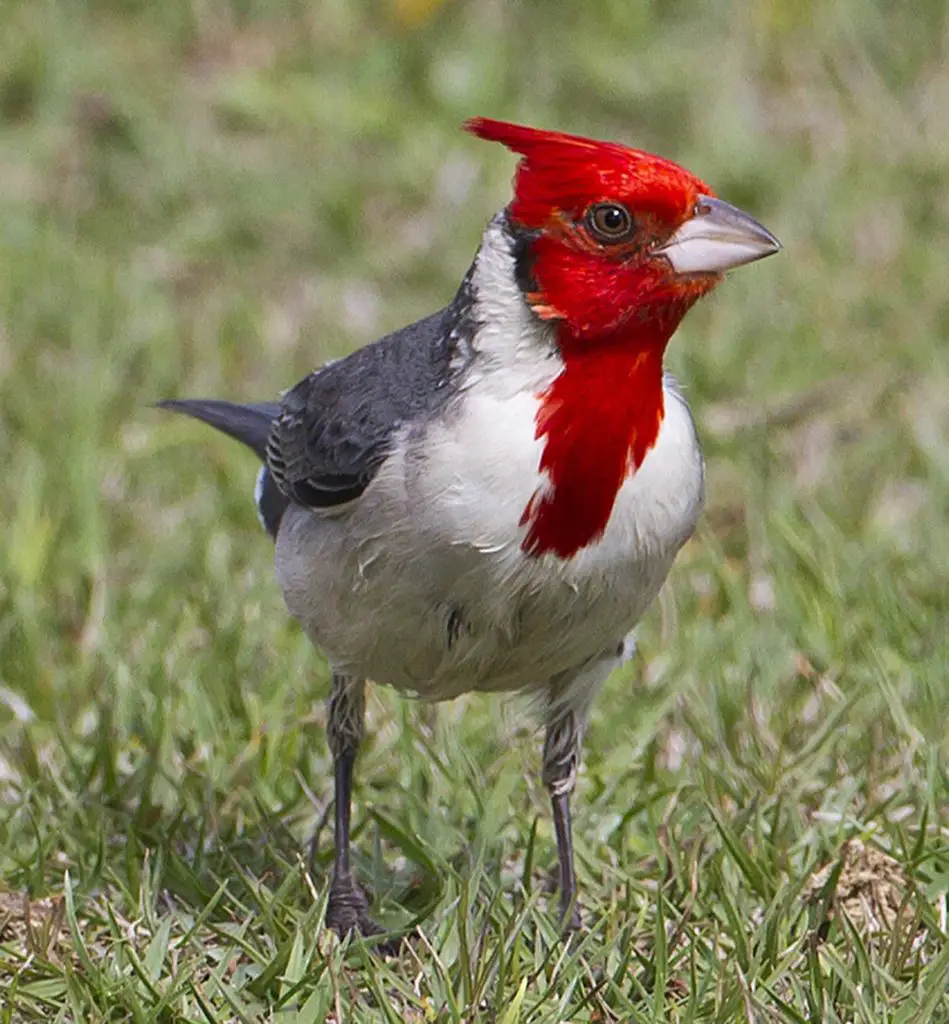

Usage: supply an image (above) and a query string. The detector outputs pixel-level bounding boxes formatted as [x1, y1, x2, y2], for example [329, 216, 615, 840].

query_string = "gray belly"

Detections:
[274, 500, 679, 700]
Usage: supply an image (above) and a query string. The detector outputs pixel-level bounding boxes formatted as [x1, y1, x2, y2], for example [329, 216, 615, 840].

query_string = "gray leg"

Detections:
[542, 707, 584, 933]
[325, 674, 382, 938]
[541, 642, 630, 932]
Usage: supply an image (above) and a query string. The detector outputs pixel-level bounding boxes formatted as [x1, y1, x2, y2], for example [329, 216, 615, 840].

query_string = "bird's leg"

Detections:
[542, 707, 584, 933]
[325, 674, 381, 938]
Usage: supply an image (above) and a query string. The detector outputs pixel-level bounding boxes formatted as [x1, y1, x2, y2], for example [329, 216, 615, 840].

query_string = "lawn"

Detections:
[1, 1, 948, 1020]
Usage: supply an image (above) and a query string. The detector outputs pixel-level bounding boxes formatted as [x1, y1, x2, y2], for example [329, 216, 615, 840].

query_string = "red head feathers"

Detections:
[465, 117, 712, 234]
[465, 117, 723, 344]
[465, 117, 779, 558]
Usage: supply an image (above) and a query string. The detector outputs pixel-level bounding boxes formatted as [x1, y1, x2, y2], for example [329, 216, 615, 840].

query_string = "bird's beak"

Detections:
[655, 195, 781, 275]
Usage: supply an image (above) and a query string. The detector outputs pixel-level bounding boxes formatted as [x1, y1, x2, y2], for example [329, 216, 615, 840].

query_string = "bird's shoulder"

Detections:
[267, 287, 477, 509]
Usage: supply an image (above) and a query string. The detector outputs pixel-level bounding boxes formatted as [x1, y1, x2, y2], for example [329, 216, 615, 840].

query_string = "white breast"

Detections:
[275, 374, 703, 700]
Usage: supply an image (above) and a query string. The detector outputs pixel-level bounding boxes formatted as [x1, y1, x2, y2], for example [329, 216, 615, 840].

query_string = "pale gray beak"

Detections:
[655, 195, 781, 275]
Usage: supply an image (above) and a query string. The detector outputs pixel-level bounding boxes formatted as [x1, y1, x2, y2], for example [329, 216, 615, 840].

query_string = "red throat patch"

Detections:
[521, 327, 668, 559]
[515, 233, 710, 560]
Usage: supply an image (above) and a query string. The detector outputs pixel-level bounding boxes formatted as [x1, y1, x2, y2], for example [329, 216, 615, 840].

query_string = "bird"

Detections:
[158, 117, 780, 941]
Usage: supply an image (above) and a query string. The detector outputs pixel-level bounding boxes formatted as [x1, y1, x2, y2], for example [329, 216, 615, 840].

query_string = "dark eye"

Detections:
[587, 203, 635, 242]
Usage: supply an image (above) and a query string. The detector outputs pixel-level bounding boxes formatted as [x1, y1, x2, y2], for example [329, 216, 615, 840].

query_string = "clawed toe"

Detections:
[326, 876, 397, 950]
[326, 877, 378, 934]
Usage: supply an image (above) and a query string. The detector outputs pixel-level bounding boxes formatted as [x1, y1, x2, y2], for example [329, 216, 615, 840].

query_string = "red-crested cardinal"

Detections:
[160, 118, 780, 940]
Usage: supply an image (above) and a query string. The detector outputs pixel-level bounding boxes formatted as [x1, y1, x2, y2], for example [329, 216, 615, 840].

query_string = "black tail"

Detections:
[158, 398, 288, 539]
[157, 399, 279, 461]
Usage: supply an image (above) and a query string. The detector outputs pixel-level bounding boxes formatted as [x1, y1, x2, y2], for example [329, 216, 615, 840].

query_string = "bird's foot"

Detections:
[560, 900, 583, 937]
[326, 875, 396, 951]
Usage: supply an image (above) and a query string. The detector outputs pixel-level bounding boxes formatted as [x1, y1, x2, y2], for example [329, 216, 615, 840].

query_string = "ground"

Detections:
[1, 1, 948, 1021]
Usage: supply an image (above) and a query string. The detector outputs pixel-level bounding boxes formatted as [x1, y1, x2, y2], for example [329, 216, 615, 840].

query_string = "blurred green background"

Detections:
[1, 1, 948, 1020]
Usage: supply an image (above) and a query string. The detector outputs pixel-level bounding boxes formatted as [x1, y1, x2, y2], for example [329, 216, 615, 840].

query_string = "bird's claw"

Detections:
[326, 876, 398, 953]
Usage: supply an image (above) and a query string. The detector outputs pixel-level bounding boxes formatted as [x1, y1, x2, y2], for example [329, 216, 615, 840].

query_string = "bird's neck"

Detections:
[467, 218, 688, 560]
[465, 216, 561, 390]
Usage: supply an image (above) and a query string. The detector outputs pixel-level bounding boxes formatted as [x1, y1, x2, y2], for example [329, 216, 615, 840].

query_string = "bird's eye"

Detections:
[587, 203, 635, 242]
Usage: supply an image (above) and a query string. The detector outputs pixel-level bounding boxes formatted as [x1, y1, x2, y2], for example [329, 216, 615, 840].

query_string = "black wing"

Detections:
[267, 292, 476, 510]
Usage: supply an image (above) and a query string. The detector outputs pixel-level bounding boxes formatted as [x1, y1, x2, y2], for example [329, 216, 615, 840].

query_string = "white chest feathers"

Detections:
[274, 375, 704, 700]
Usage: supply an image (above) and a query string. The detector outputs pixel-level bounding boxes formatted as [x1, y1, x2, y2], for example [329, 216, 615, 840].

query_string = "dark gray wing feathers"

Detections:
[267, 299, 473, 510]
[159, 278, 476, 532]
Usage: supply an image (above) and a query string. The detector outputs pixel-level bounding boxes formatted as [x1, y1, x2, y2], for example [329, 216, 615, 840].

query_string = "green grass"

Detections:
[2, 0, 949, 1020]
